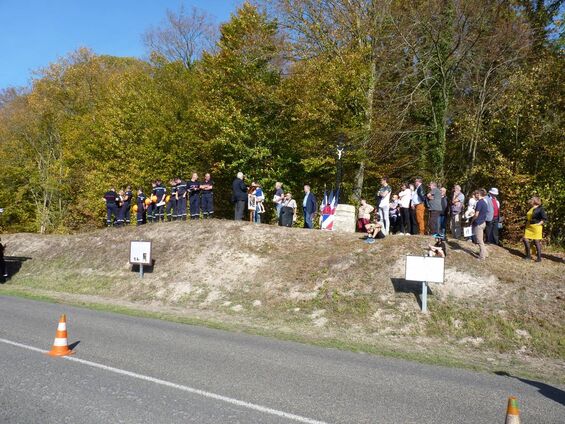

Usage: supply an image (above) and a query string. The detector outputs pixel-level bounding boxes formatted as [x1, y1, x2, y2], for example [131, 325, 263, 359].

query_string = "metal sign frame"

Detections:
[129, 240, 152, 278]
[404, 255, 445, 313]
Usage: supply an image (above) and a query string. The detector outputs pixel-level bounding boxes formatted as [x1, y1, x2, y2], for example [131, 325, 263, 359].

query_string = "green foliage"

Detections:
[0, 2, 563, 244]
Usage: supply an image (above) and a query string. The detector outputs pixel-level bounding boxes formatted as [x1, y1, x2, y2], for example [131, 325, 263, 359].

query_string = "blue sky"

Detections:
[0, 0, 240, 89]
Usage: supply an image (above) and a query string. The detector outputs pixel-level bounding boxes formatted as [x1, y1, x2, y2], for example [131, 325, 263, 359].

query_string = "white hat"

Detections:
[489, 188, 499, 196]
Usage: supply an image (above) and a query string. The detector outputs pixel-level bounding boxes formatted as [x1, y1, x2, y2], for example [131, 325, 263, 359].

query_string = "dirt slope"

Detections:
[2, 220, 564, 381]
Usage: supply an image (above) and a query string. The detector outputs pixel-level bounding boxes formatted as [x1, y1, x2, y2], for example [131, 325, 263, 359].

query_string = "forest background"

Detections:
[0, 0, 563, 244]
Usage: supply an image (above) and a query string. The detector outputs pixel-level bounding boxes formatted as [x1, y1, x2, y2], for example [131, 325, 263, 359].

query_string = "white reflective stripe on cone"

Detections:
[57, 323, 67, 331]
[53, 338, 68, 346]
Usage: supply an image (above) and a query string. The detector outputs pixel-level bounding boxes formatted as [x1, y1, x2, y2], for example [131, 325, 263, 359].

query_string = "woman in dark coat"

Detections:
[279, 192, 297, 227]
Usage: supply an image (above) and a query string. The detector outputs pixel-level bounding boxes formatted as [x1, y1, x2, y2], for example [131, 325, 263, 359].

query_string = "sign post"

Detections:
[405, 255, 445, 313]
[129, 240, 152, 278]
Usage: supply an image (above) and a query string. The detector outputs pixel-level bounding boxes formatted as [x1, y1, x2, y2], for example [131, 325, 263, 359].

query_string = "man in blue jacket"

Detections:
[303, 185, 318, 229]
[232, 172, 248, 220]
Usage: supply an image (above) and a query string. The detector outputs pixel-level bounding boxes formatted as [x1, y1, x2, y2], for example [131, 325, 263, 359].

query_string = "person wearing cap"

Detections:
[486, 188, 501, 245]
[428, 233, 447, 257]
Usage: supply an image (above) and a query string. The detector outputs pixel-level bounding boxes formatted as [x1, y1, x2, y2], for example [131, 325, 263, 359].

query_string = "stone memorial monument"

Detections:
[332, 204, 356, 233]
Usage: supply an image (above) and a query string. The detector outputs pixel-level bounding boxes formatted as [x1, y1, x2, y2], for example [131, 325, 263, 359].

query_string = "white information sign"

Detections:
[129, 240, 152, 265]
[463, 226, 473, 237]
[405, 255, 445, 284]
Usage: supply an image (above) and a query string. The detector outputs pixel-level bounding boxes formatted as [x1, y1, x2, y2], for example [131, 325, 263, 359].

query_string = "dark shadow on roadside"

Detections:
[1, 256, 32, 284]
[391, 278, 433, 310]
[68, 341, 81, 351]
[494, 371, 565, 406]
[131, 260, 155, 274]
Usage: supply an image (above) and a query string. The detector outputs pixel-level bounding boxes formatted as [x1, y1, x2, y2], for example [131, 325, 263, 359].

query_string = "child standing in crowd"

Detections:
[389, 194, 401, 234]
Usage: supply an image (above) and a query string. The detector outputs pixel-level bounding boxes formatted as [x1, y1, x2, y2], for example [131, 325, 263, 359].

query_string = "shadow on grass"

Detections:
[447, 241, 477, 257]
[390, 278, 433, 310]
[131, 260, 155, 274]
[495, 371, 565, 406]
[503, 246, 564, 264]
[1, 256, 32, 283]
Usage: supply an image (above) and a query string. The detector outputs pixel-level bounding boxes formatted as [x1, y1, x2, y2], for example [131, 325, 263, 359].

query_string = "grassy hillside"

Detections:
[2, 220, 564, 382]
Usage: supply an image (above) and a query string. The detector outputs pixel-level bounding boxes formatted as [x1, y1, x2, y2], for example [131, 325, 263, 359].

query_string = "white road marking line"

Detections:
[0, 337, 328, 424]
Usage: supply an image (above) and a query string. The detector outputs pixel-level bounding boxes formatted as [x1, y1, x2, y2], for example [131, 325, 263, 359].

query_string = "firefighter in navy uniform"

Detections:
[188, 173, 201, 219]
[166, 179, 177, 221]
[103, 187, 120, 227]
[200, 173, 214, 218]
[175, 177, 187, 220]
[136, 189, 147, 225]
[153, 179, 167, 222]
[147, 181, 157, 223]
[123, 186, 133, 225]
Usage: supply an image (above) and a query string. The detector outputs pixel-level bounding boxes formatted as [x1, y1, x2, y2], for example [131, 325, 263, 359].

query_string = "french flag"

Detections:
[321, 190, 338, 231]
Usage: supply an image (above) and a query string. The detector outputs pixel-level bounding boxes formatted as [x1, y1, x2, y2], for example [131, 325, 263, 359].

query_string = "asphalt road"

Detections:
[0, 296, 563, 423]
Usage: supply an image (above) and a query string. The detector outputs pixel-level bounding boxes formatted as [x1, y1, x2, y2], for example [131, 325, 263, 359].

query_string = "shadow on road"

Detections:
[495, 371, 565, 406]
[390, 278, 433, 310]
[1, 256, 32, 283]
[69, 341, 81, 351]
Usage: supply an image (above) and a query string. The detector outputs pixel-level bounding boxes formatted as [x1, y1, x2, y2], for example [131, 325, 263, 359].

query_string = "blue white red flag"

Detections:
[321, 190, 337, 230]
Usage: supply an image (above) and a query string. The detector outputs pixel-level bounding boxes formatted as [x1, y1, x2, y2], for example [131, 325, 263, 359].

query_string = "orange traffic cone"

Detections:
[505, 396, 520, 424]
[48, 314, 74, 356]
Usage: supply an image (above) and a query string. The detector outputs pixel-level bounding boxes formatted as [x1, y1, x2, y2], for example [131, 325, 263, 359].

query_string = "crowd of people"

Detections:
[102, 173, 214, 226]
[231, 173, 318, 228]
[101, 172, 548, 262]
[355, 178, 501, 260]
